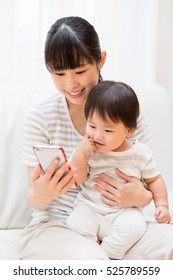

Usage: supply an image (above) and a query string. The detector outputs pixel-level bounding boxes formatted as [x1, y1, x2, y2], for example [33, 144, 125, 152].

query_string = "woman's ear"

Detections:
[99, 50, 106, 70]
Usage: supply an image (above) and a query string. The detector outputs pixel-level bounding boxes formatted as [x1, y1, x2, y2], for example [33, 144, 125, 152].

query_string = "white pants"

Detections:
[19, 221, 108, 260]
[66, 204, 146, 259]
[19, 219, 173, 260]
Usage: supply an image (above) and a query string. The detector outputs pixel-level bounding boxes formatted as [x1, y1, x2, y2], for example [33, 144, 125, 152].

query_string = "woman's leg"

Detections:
[123, 222, 173, 260]
[19, 221, 108, 260]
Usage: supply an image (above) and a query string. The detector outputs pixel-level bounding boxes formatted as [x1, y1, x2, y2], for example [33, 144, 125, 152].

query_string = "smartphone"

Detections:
[33, 145, 67, 173]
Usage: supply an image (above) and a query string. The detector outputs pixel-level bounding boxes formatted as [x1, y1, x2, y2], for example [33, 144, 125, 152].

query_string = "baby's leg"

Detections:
[66, 203, 99, 242]
[101, 208, 146, 259]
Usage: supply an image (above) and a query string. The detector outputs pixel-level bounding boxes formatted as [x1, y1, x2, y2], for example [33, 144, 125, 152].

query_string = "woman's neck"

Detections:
[67, 102, 87, 136]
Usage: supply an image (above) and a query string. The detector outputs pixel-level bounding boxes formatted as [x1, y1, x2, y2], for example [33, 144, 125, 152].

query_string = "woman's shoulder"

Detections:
[28, 93, 66, 117]
[35, 93, 64, 110]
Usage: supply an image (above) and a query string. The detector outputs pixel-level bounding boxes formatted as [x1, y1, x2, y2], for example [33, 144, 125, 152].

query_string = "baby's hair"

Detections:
[85, 81, 140, 129]
[45, 16, 102, 72]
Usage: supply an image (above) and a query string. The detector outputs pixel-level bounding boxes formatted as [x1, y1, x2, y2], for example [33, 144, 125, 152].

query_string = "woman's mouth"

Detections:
[66, 89, 84, 98]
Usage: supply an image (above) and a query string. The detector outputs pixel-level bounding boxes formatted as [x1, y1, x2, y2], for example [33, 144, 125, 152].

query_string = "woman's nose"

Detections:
[65, 76, 78, 91]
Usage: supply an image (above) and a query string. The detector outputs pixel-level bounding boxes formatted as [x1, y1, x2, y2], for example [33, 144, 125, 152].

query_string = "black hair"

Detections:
[45, 16, 102, 73]
[85, 81, 139, 129]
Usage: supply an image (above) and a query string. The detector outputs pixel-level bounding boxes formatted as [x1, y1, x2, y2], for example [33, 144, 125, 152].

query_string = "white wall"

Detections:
[0, 0, 173, 100]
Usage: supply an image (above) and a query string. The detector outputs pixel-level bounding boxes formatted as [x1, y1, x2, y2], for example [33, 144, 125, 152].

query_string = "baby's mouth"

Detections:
[94, 141, 104, 146]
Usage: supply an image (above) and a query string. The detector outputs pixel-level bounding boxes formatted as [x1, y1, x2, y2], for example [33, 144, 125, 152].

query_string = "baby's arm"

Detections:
[145, 175, 172, 223]
[71, 135, 95, 185]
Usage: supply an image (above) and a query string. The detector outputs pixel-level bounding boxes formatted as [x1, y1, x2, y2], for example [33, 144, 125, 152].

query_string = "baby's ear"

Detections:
[127, 128, 135, 137]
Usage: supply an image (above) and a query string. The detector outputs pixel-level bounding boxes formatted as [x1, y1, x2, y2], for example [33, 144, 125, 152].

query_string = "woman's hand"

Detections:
[27, 159, 77, 210]
[94, 168, 153, 208]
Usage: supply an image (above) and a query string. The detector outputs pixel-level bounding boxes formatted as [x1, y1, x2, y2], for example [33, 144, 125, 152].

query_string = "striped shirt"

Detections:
[23, 92, 152, 223]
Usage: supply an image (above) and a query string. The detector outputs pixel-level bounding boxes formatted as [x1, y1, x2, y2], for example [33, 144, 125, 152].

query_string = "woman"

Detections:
[19, 16, 173, 259]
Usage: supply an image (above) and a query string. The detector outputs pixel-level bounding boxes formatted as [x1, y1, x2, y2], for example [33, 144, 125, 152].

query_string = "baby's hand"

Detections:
[154, 206, 172, 224]
[77, 135, 95, 157]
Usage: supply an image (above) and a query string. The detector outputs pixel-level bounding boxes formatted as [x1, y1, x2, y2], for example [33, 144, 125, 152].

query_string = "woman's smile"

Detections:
[65, 88, 85, 98]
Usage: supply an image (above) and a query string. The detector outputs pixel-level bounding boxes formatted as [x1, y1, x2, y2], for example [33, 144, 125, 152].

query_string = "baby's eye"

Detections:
[105, 129, 113, 133]
[90, 125, 96, 129]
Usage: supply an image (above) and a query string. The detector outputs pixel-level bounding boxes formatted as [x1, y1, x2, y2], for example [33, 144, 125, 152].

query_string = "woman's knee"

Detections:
[20, 224, 108, 260]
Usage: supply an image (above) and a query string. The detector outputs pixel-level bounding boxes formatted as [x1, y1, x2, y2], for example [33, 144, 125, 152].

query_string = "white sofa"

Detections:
[0, 83, 173, 260]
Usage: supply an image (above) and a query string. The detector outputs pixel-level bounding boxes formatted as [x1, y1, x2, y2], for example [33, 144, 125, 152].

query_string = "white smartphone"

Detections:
[33, 145, 67, 173]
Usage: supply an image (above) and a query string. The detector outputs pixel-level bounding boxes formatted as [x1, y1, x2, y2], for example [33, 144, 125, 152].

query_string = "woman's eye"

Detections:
[76, 70, 86, 74]
[55, 73, 64, 76]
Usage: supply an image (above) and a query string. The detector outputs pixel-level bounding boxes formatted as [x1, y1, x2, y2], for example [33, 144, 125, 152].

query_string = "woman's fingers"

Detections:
[100, 195, 118, 206]
[94, 173, 119, 190]
[32, 160, 77, 195]
[51, 161, 71, 183]
[52, 165, 77, 193]
[94, 184, 118, 205]
[30, 163, 43, 183]
[115, 168, 133, 182]
[44, 159, 61, 181]
[55, 171, 78, 196]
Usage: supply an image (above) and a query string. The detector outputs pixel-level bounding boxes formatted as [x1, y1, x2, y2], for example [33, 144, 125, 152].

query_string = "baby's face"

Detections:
[86, 111, 132, 153]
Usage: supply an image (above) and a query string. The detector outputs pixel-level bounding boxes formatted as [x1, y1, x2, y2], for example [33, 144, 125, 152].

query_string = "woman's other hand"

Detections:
[94, 168, 153, 208]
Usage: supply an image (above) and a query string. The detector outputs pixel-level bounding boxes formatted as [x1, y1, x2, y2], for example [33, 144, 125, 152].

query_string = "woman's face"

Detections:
[50, 52, 106, 107]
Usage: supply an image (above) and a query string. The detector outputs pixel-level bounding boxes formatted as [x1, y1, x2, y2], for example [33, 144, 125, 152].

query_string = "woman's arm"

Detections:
[26, 159, 77, 210]
[94, 168, 153, 208]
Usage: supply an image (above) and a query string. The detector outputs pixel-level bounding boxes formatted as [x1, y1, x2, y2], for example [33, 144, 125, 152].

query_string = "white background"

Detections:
[0, 0, 173, 102]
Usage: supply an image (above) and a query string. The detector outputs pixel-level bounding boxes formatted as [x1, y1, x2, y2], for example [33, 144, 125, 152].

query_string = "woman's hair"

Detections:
[85, 81, 140, 129]
[45, 16, 102, 72]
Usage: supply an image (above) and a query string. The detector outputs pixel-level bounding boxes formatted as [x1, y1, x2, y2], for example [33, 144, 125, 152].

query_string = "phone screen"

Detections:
[33, 145, 67, 173]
